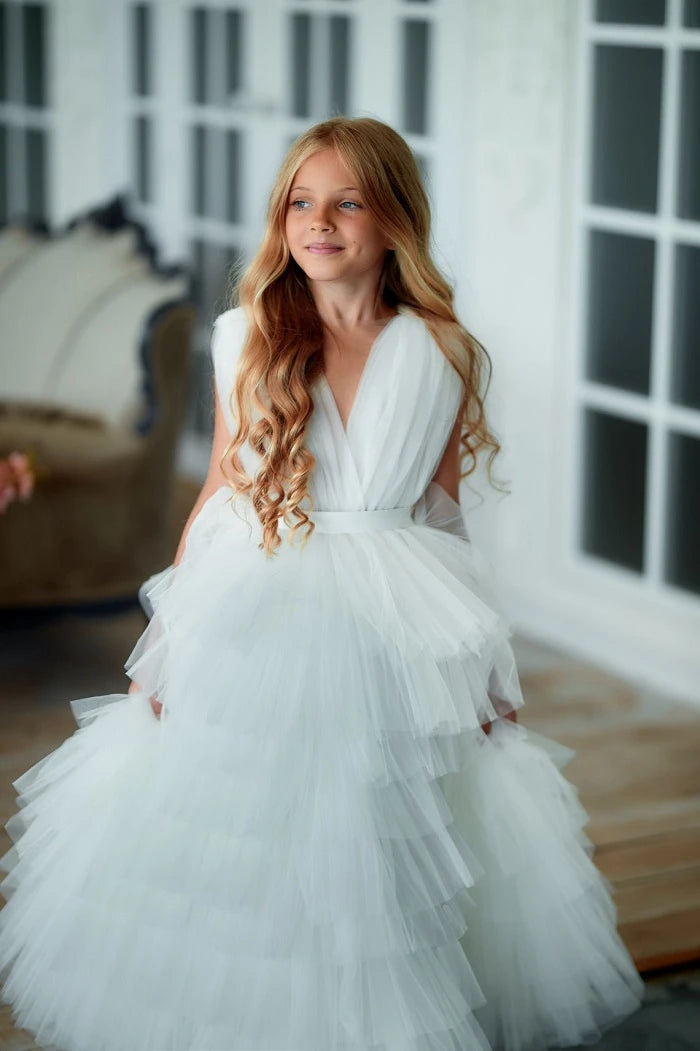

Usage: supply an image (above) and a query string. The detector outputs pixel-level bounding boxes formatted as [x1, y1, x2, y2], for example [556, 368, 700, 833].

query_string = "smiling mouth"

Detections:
[306, 244, 344, 254]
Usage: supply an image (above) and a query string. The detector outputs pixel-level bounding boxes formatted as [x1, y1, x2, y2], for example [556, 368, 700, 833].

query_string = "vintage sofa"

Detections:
[0, 211, 194, 609]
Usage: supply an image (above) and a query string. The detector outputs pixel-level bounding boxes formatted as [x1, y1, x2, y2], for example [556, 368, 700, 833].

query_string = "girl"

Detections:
[0, 117, 644, 1051]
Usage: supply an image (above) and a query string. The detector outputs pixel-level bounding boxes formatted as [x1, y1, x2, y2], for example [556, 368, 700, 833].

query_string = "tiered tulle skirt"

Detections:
[0, 488, 644, 1050]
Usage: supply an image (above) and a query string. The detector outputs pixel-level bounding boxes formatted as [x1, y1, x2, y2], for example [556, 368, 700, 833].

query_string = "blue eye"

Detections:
[290, 200, 309, 210]
[340, 201, 360, 209]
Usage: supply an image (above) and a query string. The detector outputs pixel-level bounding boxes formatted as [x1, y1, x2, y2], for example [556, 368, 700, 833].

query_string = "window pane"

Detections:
[133, 115, 151, 203]
[191, 8, 207, 104]
[226, 129, 241, 223]
[329, 16, 351, 115]
[190, 239, 243, 325]
[226, 9, 244, 97]
[683, 0, 700, 25]
[192, 125, 240, 223]
[665, 433, 700, 595]
[671, 244, 700, 409]
[595, 0, 666, 23]
[26, 127, 46, 221]
[192, 125, 206, 216]
[0, 123, 6, 225]
[414, 152, 430, 192]
[677, 51, 700, 220]
[402, 20, 431, 135]
[586, 230, 654, 395]
[0, 4, 6, 103]
[581, 409, 648, 572]
[132, 4, 151, 97]
[23, 3, 46, 107]
[290, 13, 311, 118]
[591, 45, 662, 213]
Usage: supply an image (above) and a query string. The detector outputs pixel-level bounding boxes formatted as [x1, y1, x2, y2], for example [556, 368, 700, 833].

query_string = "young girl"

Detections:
[0, 117, 644, 1051]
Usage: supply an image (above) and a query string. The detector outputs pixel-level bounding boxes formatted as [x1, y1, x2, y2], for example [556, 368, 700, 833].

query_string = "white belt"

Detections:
[279, 505, 415, 534]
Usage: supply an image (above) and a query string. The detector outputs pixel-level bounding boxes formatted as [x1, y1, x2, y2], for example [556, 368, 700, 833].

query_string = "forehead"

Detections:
[290, 148, 356, 189]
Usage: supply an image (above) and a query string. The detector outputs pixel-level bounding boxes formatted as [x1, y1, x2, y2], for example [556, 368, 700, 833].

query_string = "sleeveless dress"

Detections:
[0, 306, 644, 1051]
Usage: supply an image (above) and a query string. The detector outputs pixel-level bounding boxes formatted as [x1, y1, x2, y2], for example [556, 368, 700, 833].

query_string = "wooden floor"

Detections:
[516, 655, 700, 973]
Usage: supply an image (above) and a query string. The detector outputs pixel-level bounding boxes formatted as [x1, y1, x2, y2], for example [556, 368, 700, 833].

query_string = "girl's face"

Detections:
[284, 148, 393, 289]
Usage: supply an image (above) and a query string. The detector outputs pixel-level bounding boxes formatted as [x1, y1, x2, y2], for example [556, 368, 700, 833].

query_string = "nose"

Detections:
[310, 204, 334, 232]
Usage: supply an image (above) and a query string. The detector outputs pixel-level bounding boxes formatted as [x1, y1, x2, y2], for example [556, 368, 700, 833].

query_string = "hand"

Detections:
[128, 679, 163, 720]
[481, 708, 518, 736]
[0, 452, 35, 513]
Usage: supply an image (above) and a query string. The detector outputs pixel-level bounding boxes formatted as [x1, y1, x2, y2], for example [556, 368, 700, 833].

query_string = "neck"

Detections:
[307, 276, 393, 330]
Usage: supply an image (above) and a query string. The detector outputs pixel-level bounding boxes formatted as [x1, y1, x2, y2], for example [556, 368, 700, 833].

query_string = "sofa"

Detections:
[0, 212, 194, 609]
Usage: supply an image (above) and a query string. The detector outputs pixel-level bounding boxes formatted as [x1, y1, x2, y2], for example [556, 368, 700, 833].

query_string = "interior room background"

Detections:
[1, 0, 698, 707]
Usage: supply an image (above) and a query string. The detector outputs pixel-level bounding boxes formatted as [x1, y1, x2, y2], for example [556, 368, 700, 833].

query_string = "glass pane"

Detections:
[595, 0, 666, 23]
[226, 130, 241, 223]
[23, 3, 46, 107]
[6, 3, 19, 103]
[133, 115, 151, 203]
[26, 127, 46, 221]
[684, 0, 700, 26]
[226, 9, 244, 96]
[191, 7, 207, 104]
[0, 4, 6, 103]
[402, 20, 431, 135]
[192, 125, 206, 216]
[291, 13, 311, 118]
[677, 51, 700, 220]
[671, 243, 700, 409]
[665, 433, 700, 595]
[581, 409, 648, 572]
[586, 230, 654, 395]
[591, 45, 662, 212]
[0, 124, 6, 226]
[190, 239, 243, 326]
[329, 16, 351, 115]
[414, 152, 430, 192]
[132, 4, 151, 97]
[192, 125, 239, 222]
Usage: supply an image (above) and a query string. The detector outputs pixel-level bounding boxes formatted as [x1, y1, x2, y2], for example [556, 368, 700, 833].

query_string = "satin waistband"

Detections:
[279, 505, 415, 534]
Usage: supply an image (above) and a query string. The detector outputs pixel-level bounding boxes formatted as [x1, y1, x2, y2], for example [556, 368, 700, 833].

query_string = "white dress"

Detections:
[0, 306, 644, 1051]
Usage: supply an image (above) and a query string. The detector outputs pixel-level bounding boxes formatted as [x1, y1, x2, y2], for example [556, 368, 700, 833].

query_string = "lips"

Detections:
[306, 243, 343, 255]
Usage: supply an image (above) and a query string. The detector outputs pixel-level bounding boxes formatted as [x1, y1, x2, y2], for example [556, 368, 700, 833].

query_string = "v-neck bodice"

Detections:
[211, 305, 464, 514]
[317, 309, 403, 437]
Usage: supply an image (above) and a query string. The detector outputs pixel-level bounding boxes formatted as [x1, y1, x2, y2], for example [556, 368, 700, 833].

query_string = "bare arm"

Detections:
[172, 386, 234, 567]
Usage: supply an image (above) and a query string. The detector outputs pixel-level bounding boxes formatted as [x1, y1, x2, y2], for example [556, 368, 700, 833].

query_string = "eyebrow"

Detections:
[290, 186, 361, 193]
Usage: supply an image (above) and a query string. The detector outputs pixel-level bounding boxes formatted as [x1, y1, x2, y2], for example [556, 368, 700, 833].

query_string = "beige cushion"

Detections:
[53, 270, 188, 426]
[0, 224, 148, 404]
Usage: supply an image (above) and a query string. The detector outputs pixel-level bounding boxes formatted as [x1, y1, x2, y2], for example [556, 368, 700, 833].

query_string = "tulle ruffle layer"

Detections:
[0, 489, 644, 1049]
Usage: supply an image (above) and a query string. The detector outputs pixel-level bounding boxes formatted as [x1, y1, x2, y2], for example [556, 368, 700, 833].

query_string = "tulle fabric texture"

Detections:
[0, 480, 644, 1051]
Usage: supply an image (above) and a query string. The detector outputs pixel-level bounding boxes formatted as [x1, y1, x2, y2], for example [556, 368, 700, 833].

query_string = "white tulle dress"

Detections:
[0, 305, 644, 1051]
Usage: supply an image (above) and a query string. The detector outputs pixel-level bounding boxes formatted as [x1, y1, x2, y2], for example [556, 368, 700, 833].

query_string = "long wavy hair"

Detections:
[220, 116, 507, 557]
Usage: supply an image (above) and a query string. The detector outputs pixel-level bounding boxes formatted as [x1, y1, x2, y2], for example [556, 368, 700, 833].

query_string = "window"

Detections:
[575, 3, 700, 598]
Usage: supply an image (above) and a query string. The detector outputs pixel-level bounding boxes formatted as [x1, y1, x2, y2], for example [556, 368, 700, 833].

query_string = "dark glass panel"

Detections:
[291, 13, 311, 118]
[595, 0, 666, 23]
[677, 51, 700, 220]
[581, 409, 648, 572]
[23, 3, 47, 107]
[586, 230, 655, 395]
[591, 45, 662, 212]
[402, 20, 431, 135]
[665, 432, 700, 595]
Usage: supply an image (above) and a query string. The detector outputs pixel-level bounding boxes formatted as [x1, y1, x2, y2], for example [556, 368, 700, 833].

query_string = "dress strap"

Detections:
[279, 505, 415, 534]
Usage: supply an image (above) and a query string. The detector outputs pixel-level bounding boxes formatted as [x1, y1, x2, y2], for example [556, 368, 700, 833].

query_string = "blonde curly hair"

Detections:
[220, 116, 505, 557]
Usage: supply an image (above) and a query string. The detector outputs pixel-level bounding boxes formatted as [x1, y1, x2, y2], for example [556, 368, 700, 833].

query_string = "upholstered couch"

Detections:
[0, 217, 194, 609]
